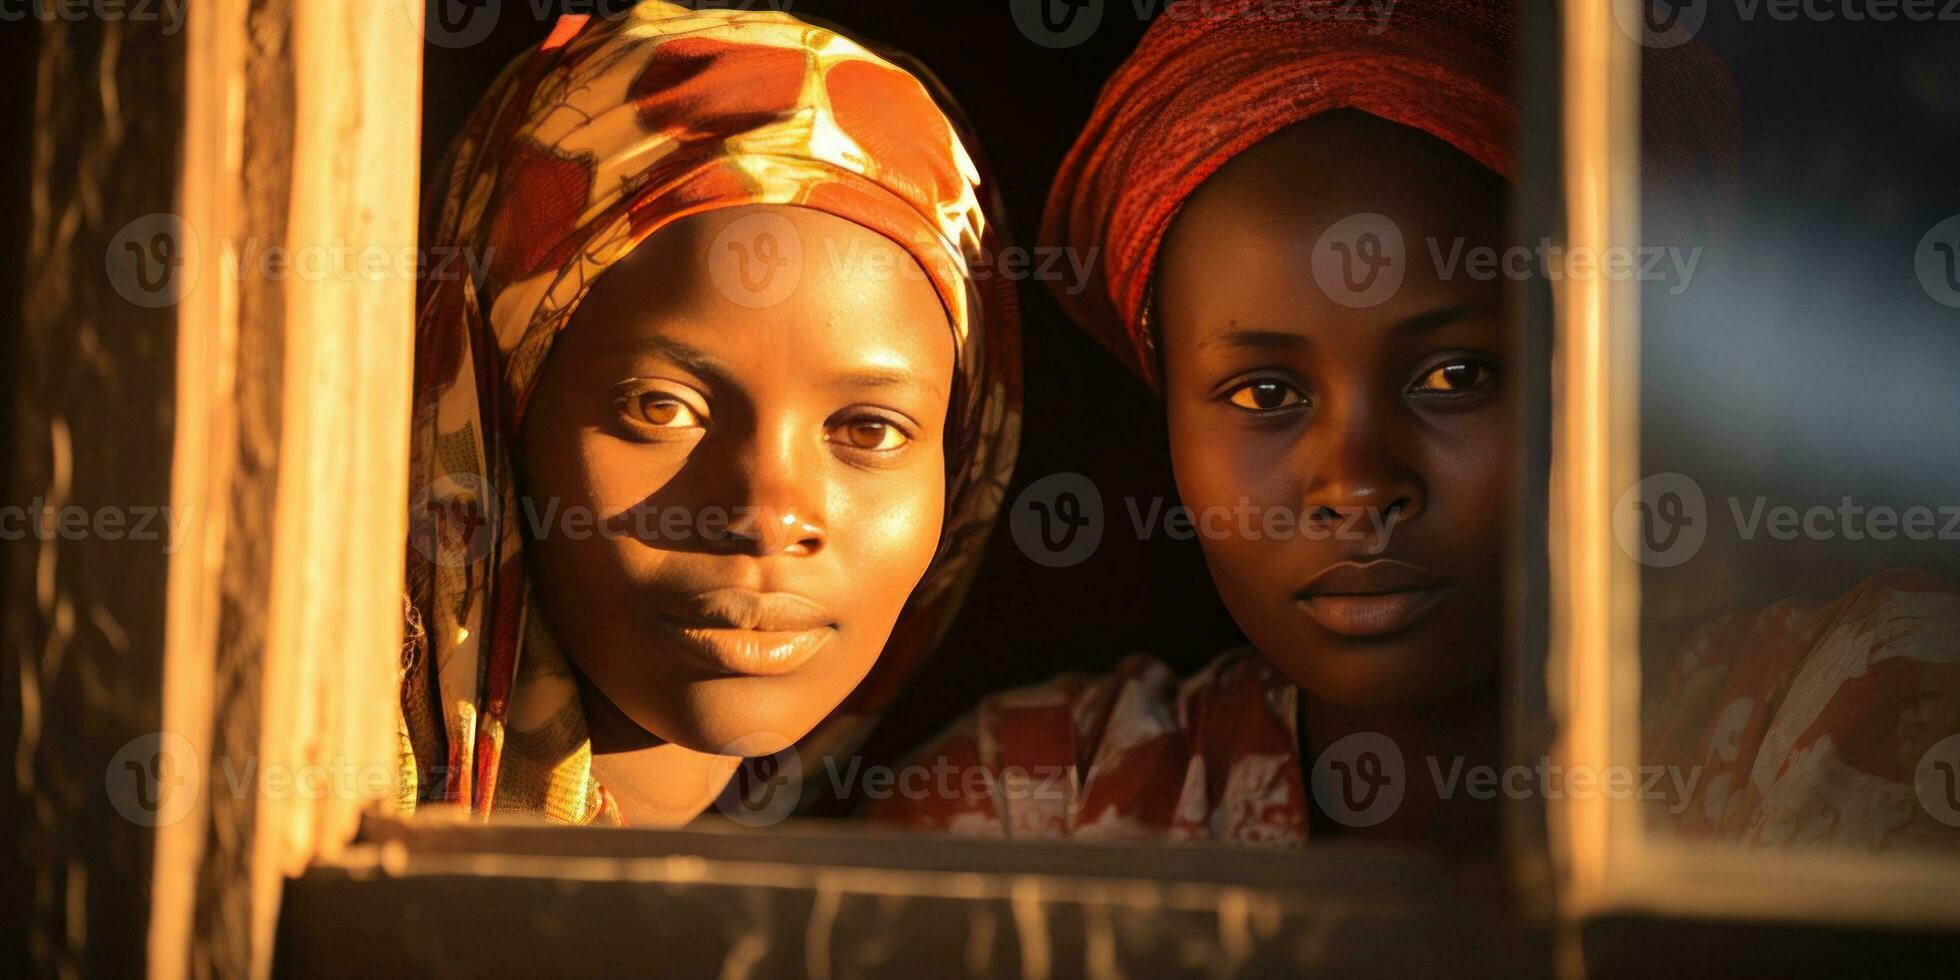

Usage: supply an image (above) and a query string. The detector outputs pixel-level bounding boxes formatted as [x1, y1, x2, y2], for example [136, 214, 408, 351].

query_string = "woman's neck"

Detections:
[573, 665, 738, 827]
[1296, 681, 1503, 854]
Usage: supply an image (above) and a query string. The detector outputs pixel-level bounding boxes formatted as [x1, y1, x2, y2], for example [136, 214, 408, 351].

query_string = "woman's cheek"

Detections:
[841, 459, 946, 598]
[1425, 410, 1510, 508]
[1176, 425, 1288, 521]
[578, 437, 684, 520]
[560, 430, 623, 512]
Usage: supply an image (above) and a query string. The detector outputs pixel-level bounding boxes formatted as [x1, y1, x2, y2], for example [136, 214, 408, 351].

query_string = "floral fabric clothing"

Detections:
[880, 570, 1960, 851]
[872, 647, 1308, 845]
[1644, 567, 1960, 850]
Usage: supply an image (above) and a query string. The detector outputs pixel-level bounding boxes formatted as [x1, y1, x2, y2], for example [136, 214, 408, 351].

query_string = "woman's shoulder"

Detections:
[871, 645, 1305, 843]
[957, 645, 1285, 761]
[1646, 566, 1960, 849]
[1656, 566, 1960, 705]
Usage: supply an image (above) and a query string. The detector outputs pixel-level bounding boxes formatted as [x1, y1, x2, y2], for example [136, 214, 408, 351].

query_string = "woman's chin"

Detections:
[630, 678, 832, 758]
[1259, 627, 1498, 711]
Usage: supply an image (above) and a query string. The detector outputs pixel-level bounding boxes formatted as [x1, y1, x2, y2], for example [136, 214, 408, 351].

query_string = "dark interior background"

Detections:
[2, 20, 29, 540]
[417, 0, 1245, 802]
[1637, 10, 1960, 662]
[1, 14, 35, 965]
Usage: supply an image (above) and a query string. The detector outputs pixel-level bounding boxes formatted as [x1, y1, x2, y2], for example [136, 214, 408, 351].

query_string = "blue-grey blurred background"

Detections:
[1639, 7, 1960, 657]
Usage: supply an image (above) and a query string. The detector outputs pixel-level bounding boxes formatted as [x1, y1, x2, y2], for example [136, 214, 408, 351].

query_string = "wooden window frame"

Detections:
[1543, 0, 1960, 932]
[18, 2, 1956, 976]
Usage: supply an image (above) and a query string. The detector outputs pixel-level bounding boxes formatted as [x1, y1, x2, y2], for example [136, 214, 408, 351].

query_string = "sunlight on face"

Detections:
[1156, 111, 1514, 709]
[520, 205, 956, 754]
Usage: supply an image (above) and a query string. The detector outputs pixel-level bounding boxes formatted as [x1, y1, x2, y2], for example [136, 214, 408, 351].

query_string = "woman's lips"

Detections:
[655, 620, 835, 677]
[656, 587, 837, 677]
[1294, 560, 1452, 638]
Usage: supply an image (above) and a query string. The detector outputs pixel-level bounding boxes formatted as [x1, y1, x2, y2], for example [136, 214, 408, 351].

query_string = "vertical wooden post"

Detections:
[250, 1, 420, 973]
[8, 2, 421, 977]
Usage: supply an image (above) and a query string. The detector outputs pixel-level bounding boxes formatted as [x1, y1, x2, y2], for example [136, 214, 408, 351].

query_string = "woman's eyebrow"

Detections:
[1392, 306, 1474, 335]
[603, 335, 730, 382]
[1198, 308, 1476, 353]
[830, 368, 945, 403]
[1199, 328, 1311, 354]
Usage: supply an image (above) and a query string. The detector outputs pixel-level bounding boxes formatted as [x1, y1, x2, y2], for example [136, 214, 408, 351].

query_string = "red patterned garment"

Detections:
[396, 2, 1020, 824]
[871, 647, 1308, 845]
[1644, 568, 1960, 851]
[876, 570, 1960, 848]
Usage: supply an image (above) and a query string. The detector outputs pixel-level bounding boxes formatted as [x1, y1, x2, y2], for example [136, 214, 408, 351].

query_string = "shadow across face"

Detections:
[519, 204, 955, 756]
[1155, 109, 1513, 710]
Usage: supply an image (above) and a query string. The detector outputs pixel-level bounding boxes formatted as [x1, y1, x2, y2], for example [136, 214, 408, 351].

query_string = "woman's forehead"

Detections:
[1172, 115, 1506, 247]
[557, 208, 954, 378]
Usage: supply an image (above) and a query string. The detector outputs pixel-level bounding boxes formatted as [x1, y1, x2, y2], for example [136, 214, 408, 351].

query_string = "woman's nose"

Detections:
[723, 502, 826, 556]
[713, 430, 828, 557]
[1296, 403, 1424, 540]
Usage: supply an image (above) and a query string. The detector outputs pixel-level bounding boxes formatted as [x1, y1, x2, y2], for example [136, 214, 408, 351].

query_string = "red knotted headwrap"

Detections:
[1043, 0, 1736, 387]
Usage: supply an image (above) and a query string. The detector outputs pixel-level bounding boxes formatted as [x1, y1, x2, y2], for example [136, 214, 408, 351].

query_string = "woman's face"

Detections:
[1156, 110, 1512, 709]
[520, 204, 955, 755]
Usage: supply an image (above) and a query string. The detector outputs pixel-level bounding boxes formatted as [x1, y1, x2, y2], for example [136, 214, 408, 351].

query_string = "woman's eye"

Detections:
[829, 419, 909, 452]
[621, 393, 704, 429]
[1226, 380, 1305, 412]
[1413, 361, 1494, 393]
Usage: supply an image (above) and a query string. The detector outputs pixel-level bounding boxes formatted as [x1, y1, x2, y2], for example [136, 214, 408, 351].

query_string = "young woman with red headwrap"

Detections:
[394, 2, 1020, 826]
[875, 0, 1960, 852]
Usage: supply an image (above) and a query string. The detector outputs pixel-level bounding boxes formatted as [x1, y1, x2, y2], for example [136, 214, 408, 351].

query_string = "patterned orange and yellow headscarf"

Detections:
[399, 2, 1020, 823]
